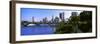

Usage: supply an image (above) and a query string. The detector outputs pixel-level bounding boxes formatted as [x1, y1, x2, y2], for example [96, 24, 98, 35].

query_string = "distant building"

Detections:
[71, 12, 78, 16]
[32, 16, 34, 22]
[43, 17, 48, 23]
[51, 15, 54, 23]
[59, 12, 65, 21]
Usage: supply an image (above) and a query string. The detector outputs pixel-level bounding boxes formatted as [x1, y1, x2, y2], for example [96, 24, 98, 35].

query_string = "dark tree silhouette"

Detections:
[78, 11, 92, 32]
[21, 21, 29, 27]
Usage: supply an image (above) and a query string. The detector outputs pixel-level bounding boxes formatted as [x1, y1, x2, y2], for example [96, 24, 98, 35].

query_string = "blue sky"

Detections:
[21, 8, 82, 22]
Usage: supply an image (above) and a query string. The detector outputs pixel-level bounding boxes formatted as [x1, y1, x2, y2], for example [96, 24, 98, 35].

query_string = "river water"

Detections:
[21, 24, 55, 36]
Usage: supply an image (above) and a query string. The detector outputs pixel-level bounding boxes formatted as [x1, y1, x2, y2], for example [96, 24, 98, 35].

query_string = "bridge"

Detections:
[21, 22, 61, 27]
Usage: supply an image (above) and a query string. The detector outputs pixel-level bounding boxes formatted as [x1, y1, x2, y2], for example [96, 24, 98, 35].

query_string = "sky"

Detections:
[21, 8, 82, 22]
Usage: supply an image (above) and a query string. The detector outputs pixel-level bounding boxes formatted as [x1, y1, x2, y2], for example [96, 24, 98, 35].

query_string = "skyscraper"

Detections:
[51, 15, 54, 23]
[32, 16, 34, 22]
[59, 12, 65, 21]
[72, 12, 78, 16]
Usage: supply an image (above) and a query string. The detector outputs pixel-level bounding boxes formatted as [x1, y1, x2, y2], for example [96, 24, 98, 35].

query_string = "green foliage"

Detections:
[80, 11, 92, 21]
[69, 16, 80, 25]
[70, 16, 80, 22]
[55, 11, 92, 33]
[55, 15, 80, 33]
[79, 11, 92, 32]
[55, 22, 74, 34]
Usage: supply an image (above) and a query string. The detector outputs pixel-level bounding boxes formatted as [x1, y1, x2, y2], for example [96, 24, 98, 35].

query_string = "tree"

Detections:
[78, 11, 92, 32]
[21, 21, 29, 27]
[55, 21, 74, 34]
[55, 12, 80, 33]
[68, 15, 80, 33]
[54, 16, 59, 23]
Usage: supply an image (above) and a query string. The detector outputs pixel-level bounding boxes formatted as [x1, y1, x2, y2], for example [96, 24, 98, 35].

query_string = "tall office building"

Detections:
[51, 15, 54, 23]
[32, 16, 34, 22]
[71, 12, 78, 16]
[59, 12, 65, 21]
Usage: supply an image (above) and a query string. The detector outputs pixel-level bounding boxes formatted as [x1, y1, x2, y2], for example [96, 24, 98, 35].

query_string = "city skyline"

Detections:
[21, 8, 82, 22]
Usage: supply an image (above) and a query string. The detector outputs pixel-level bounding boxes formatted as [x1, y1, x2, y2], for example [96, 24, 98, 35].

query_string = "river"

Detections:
[21, 24, 55, 36]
